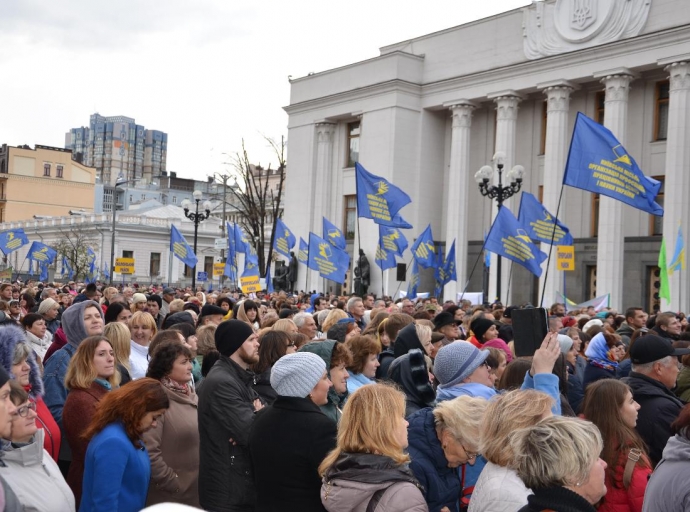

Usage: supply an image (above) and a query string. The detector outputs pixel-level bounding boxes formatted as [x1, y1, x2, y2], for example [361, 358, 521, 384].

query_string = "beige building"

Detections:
[0, 144, 96, 222]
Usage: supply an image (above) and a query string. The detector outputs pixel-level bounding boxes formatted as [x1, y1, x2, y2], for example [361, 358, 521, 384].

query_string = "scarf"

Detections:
[94, 378, 112, 391]
[161, 375, 190, 396]
[585, 332, 618, 371]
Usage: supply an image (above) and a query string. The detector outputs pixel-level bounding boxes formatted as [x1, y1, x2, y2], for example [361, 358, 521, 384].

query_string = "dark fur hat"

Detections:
[388, 348, 435, 408]
[0, 324, 43, 398]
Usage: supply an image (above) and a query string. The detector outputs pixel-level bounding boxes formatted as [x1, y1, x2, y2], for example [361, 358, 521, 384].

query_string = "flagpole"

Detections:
[460, 237, 490, 303]
[505, 262, 514, 306]
[304, 243, 309, 293]
[13, 254, 29, 284]
[539, 184, 566, 308]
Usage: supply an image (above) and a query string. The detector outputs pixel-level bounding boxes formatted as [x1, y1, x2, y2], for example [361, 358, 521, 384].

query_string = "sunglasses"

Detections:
[15, 402, 37, 418]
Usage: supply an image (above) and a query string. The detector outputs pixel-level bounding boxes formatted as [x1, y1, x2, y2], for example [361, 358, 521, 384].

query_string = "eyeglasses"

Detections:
[462, 443, 479, 461]
[15, 402, 36, 418]
[286, 342, 296, 348]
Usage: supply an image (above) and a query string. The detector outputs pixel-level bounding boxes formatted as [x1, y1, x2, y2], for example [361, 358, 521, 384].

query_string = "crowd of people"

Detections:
[0, 279, 687, 511]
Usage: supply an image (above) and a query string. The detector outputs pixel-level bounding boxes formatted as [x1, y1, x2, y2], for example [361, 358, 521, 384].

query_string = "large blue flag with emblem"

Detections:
[273, 218, 296, 258]
[435, 240, 457, 286]
[355, 163, 412, 227]
[407, 260, 420, 299]
[242, 254, 260, 278]
[297, 238, 309, 265]
[485, 207, 547, 277]
[0, 229, 28, 255]
[322, 217, 346, 250]
[27, 241, 57, 266]
[564, 112, 663, 216]
[170, 225, 198, 269]
[375, 226, 409, 271]
[307, 232, 350, 281]
[411, 224, 436, 269]
[517, 192, 574, 246]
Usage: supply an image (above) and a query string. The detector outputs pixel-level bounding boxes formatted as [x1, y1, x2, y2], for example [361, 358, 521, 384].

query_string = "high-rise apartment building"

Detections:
[65, 113, 167, 185]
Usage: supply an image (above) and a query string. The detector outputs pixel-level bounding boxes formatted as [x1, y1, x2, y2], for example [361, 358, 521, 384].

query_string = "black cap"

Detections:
[433, 312, 457, 331]
[215, 320, 255, 356]
[200, 304, 225, 318]
[630, 334, 690, 364]
[503, 306, 518, 319]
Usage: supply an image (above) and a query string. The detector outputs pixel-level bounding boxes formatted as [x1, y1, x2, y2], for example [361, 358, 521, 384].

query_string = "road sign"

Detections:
[213, 263, 225, 276]
[240, 275, 261, 293]
[197, 271, 208, 282]
[114, 258, 135, 274]
[214, 238, 228, 250]
[556, 246, 575, 271]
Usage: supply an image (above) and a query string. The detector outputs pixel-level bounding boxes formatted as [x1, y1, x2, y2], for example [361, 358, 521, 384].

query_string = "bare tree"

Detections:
[228, 136, 286, 276]
[53, 225, 100, 280]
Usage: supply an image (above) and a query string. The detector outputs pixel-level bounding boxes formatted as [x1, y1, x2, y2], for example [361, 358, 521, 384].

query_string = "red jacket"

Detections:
[598, 450, 651, 512]
[32, 395, 61, 462]
[43, 327, 67, 363]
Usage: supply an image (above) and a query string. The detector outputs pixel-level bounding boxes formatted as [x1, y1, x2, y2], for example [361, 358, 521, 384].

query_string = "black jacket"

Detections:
[253, 368, 278, 406]
[517, 486, 596, 512]
[622, 372, 685, 467]
[249, 396, 337, 512]
[198, 355, 260, 512]
[582, 363, 616, 390]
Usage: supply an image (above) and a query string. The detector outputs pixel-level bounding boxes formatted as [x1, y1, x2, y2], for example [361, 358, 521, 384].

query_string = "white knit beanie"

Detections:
[37, 298, 58, 316]
[270, 352, 326, 398]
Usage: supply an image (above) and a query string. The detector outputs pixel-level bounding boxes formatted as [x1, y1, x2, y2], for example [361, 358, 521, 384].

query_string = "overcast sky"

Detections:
[0, 0, 528, 180]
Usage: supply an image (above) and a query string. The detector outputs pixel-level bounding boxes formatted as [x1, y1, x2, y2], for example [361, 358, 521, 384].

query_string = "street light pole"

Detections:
[182, 190, 211, 290]
[474, 152, 525, 304]
[109, 175, 138, 286]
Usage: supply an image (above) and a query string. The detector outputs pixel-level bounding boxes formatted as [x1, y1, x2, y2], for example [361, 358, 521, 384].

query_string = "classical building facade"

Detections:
[284, 0, 690, 312]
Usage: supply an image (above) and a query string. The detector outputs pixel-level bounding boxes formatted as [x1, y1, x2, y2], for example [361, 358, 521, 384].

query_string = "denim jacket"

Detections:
[42, 344, 76, 427]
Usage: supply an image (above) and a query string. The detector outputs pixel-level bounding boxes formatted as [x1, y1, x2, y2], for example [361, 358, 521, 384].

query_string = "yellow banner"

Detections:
[556, 246, 575, 271]
[240, 276, 261, 293]
[213, 263, 225, 276]
[114, 258, 135, 274]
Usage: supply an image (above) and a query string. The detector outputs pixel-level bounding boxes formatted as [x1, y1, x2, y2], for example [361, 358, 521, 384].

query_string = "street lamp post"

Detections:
[182, 190, 211, 290]
[474, 152, 525, 304]
[109, 175, 138, 286]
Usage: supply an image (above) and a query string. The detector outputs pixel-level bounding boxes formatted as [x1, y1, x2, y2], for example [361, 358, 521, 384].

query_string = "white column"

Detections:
[537, 81, 575, 306]
[488, 91, 522, 305]
[594, 70, 635, 310]
[659, 59, 690, 311]
[443, 101, 476, 301]
[309, 123, 336, 293]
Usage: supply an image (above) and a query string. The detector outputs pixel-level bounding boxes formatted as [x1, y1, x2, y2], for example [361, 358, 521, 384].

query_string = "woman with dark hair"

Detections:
[235, 299, 260, 329]
[581, 379, 651, 512]
[80, 378, 170, 512]
[62, 335, 120, 507]
[169, 322, 202, 384]
[143, 342, 200, 507]
[103, 301, 132, 325]
[20, 292, 36, 318]
[22, 313, 52, 363]
[252, 330, 296, 405]
[345, 335, 381, 395]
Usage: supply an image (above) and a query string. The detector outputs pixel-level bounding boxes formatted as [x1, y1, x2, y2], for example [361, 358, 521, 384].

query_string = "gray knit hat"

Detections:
[434, 341, 489, 389]
[557, 334, 574, 354]
[270, 352, 326, 398]
[37, 298, 59, 316]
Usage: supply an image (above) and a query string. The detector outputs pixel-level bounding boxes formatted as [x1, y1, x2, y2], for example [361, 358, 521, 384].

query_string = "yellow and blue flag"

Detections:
[355, 163, 412, 227]
[39, 262, 49, 282]
[273, 218, 296, 258]
[307, 232, 350, 282]
[0, 229, 28, 255]
[485, 207, 547, 277]
[170, 225, 198, 269]
[323, 217, 346, 250]
[518, 192, 573, 246]
[224, 222, 237, 279]
[375, 226, 408, 271]
[563, 112, 663, 216]
[669, 225, 686, 275]
[242, 254, 260, 278]
[297, 238, 309, 265]
[407, 260, 420, 299]
[27, 241, 57, 266]
[435, 240, 457, 286]
[411, 224, 436, 269]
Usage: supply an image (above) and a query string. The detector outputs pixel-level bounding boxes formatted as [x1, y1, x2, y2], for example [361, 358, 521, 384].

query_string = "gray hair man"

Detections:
[293, 311, 318, 340]
[346, 296, 365, 330]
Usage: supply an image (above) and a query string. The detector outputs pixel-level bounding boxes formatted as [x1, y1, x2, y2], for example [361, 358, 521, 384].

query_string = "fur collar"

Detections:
[0, 325, 43, 398]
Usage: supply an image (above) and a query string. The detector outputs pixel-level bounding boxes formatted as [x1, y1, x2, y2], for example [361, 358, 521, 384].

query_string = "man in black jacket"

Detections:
[198, 319, 262, 512]
[623, 334, 690, 466]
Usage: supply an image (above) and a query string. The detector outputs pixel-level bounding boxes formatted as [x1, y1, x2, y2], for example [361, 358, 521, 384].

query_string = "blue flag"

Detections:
[0, 229, 28, 255]
[517, 192, 574, 246]
[242, 252, 260, 278]
[669, 224, 686, 274]
[388, 212, 413, 230]
[102, 262, 110, 281]
[87, 247, 97, 275]
[297, 238, 309, 265]
[323, 217, 346, 250]
[564, 112, 663, 216]
[61, 256, 75, 280]
[435, 240, 457, 286]
[170, 225, 198, 269]
[227, 222, 236, 264]
[407, 260, 420, 299]
[485, 207, 548, 277]
[27, 241, 57, 266]
[266, 266, 274, 293]
[307, 232, 350, 282]
[375, 233, 397, 271]
[411, 224, 436, 269]
[355, 163, 412, 227]
[39, 262, 48, 282]
[375, 226, 409, 271]
[273, 218, 296, 258]
[234, 224, 249, 254]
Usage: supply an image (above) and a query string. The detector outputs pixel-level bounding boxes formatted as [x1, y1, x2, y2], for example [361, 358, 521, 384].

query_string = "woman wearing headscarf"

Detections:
[235, 299, 260, 330]
[388, 349, 436, 418]
[582, 331, 620, 389]
[250, 352, 337, 512]
[378, 322, 432, 380]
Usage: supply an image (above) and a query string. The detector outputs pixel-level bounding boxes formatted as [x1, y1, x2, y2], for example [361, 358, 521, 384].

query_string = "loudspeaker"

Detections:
[396, 263, 406, 282]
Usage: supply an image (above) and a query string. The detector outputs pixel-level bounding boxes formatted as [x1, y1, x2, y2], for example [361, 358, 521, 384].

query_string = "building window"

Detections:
[648, 265, 662, 313]
[649, 175, 665, 235]
[0, 161, 6, 174]
[56, 165, 63, 178]
[344, 195, 357, 240]
[172, 196, 177, 204]
[346, 121, 360, 167]
[654, 81, 670, 141]
[595, 91, 605, 124]
[591, 194, 600, 237]
[586, 266, 597, 300]
[149, 252, 161, 277]
[539, 100, 547, 155]
[538, 185, 544, 203]
[122, 250, 133, 259]
[184, 264, 193, 278]
[204, 256, 214, 276]
[141, 194, 146, 201]
[43, 163, 51, 177]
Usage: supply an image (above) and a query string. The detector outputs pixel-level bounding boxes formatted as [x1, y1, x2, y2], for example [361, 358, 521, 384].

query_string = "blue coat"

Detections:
[407, 407, 460, 512]
[80, 422, 151, 512]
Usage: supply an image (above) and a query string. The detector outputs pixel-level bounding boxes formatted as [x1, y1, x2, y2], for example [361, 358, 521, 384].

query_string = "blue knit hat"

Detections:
[271, 352, 326, 398]
[434, 341, 489, 389]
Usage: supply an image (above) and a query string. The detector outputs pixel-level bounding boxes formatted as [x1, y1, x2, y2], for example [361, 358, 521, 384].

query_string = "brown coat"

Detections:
[62, 381, 110, 507]
[142, 384, 200, 508]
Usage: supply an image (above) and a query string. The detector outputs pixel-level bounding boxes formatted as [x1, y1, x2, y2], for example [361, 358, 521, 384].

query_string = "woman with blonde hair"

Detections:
[470, 389, 555, 512]
[321, 309, 348, 335]
[62, 335, 120, 507]
[103, 321, 133, 384]
[407, 395, 488, 511]
[319, 384, 427, 512]
[195, 324, 217, 365]
[128, 311, 158, 380]
[273, 318, 298, 334]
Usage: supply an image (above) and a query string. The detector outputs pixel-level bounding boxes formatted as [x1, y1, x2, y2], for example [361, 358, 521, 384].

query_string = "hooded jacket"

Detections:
[299, 341, 348, 424]
[387, 349, 436, 418]
[43, 326, 67, 363]
[0, 324, 61, 461]
[378, 323, 426, 381]
[321, 453, 427, 512]
[621, 372, 684, 467]
[642, 433, 690, 512]
[0, 429, 75, 512]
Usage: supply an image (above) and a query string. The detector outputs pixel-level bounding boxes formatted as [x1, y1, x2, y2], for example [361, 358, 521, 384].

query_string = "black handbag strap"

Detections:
[366, 488, 386, 512]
